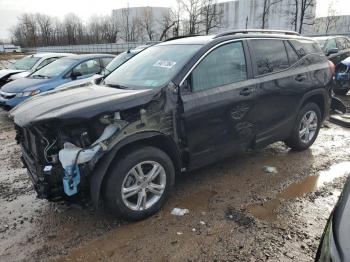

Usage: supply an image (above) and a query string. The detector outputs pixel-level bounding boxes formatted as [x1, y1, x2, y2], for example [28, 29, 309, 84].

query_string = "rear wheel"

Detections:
[103, 146, 175, 221]
[285, 103, 321, 151]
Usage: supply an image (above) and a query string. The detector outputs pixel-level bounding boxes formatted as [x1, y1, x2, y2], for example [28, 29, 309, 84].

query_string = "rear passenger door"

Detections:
[248, 39, 310, 147]
[180, 41, 257, 169]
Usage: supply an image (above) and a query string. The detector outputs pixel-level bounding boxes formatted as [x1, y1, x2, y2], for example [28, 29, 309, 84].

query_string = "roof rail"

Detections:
[163, 34, 199, 42]
[214, 29, 300, 38]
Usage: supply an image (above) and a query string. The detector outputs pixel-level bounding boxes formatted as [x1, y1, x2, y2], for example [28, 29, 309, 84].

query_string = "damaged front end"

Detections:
[15, 114, 126, 200]
[11, 84, 179, 203]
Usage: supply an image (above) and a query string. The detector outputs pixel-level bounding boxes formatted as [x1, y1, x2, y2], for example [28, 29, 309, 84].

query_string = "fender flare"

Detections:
[89, 131, 181, 208]
[297, 88, 330, 120]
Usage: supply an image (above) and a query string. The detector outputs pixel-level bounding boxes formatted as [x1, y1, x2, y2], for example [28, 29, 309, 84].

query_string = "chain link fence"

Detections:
[21, 41, 160, 54]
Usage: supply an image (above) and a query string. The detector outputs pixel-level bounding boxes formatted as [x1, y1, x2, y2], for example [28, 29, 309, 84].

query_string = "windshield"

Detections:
[31, 58, 76, 78]
[10, 56, 40, 70]
[104, 44, 202, 89]
[102, 52, 135, 75]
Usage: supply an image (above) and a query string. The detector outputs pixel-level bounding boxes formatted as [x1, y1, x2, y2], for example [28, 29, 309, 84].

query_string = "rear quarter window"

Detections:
[250, 39, 289, 75]
[290, 39, 323, 57]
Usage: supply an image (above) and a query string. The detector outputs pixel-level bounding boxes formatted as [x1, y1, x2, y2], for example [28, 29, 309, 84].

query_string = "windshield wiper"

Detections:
[105, 83, 128, 89]
[32, 74, 49, 79]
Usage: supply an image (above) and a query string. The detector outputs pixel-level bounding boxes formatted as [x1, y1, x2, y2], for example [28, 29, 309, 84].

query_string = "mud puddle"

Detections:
[247, 161, 350, 220]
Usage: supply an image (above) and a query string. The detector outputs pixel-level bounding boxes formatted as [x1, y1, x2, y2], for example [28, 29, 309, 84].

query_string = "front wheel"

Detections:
[285, 103, 321, 151]
[103, 146, 175, 221]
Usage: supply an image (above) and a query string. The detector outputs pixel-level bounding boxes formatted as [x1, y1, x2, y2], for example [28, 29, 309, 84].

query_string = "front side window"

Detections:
[251, 39, 289, 75]
[191, 41, 247, 92]
[73, 59, 100, 76]
[104, 44, 202, 89]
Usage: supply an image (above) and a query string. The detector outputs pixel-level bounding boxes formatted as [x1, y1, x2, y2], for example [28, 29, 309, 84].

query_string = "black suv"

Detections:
[11, 30, 333, 221]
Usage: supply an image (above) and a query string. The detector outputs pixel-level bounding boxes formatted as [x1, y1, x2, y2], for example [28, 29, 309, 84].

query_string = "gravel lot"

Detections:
[0, 96, 350, 262]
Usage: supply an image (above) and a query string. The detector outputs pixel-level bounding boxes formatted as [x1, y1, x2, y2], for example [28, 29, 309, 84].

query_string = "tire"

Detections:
[103, 146, 175, 221]
[285, 102, 321, 151]
[333, 89, 349, 96]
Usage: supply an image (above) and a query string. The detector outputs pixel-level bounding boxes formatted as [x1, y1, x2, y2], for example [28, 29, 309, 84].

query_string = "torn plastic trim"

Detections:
[58, 112, 127, 196]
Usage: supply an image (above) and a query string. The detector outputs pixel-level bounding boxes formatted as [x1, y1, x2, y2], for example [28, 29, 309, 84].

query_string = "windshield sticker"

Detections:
[153, 60, 177, 69]
[144, 80, 159, 86]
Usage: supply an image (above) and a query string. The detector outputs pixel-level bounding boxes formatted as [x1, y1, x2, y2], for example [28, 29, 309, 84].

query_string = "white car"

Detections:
[0, 53, 73, 86]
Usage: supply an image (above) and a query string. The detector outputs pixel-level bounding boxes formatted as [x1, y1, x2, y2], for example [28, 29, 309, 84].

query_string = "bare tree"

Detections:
[200, 0, 222, 34]
[290, 0, 315, 34]
[140, 7, 156, 41]
[101, 15, 119, 43]
[36, 14, 54, 46]
[261, 0, 282, 29]
[158, 10, 176, 41]
[181, 0, 202, 35]
[324, 1, 340, 35]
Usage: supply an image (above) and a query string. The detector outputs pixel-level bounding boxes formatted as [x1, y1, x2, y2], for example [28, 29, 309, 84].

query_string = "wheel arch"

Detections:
[89, 131, 182, 208]
[298, 89, 330, 121]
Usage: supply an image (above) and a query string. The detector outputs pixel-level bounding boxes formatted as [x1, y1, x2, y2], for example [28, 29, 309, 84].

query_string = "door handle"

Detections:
[239, 88, 252, 96]
[295, 74, 307, 82]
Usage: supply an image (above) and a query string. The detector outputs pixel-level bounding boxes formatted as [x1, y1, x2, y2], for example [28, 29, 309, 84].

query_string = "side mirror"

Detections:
[180, 76, 192, 94]
[327, 48, 338, 56]
[70, 71, 82, 80]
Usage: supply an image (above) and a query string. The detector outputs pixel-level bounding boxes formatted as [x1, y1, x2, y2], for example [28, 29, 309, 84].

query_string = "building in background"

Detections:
[213, 0, 316, 34]
[313, 15, 350, 35]
[112, 6, 171, 42]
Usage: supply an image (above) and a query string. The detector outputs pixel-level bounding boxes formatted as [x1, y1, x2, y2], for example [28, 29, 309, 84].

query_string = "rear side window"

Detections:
[290, 39, 323, 57]
[191, 41, 247, 92]
[285, 41, 299, 65]
[250, 39, 289, 75]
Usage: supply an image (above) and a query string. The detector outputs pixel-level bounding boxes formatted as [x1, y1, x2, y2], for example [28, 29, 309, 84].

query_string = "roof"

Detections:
[158, 32, 312, 46]
[61, 54, 116, 60]
[29, 53, 74, 58]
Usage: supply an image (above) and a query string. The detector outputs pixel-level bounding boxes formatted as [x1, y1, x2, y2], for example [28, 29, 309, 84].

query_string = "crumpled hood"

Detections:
[0, 69, 25, 80]
[11, 84, 159, 127]
[1, 77, 51, 93]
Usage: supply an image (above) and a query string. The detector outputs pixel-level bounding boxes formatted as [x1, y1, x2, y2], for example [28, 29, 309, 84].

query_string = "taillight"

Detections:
[328, 60, 335, 76]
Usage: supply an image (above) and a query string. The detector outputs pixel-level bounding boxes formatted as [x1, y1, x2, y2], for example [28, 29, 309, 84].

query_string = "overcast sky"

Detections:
[0, 0, 349, 40]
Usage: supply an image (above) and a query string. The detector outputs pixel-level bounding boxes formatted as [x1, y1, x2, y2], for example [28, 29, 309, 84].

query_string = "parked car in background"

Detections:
[313, 36, 350, 95]
[56, 46, 148, 90]
[11, 30, 333, 221]
[0, 54, 114, 108]
[316, 176, 350, 262]
[0, 53, 73, 87]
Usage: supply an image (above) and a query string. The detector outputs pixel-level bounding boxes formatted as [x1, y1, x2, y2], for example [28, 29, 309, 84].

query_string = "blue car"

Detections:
[0, 54, 114, 108]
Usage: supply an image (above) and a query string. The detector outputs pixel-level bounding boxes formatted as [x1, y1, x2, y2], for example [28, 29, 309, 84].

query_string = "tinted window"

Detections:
[285, 41, 299, 65]
[73, 59, 100, 76]
[251, 39, 289, 75]
[191, 42, 247, 92]
[336, 38, 349, 50]
[290, 40, 323, 56]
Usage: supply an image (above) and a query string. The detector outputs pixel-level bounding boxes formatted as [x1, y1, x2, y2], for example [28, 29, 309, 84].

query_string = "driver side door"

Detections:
[180, 41, 257, 169]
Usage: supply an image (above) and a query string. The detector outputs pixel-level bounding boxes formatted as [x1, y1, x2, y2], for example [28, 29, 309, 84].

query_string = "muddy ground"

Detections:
[1, 96, 350, 262]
